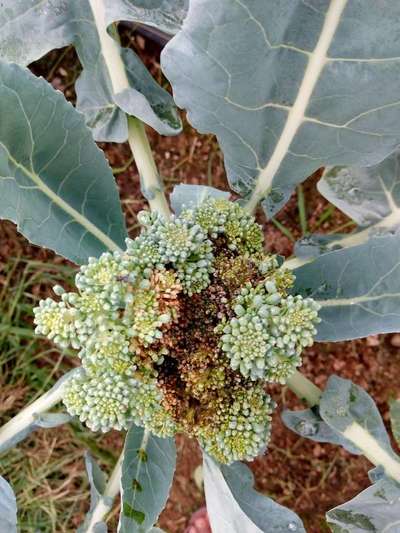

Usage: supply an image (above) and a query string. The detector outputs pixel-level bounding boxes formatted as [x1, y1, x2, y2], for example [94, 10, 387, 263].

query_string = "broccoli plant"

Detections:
[1, 1, 400, 531]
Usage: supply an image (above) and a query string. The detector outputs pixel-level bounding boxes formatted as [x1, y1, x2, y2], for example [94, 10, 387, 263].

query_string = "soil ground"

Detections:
[1, 27, 400, 533]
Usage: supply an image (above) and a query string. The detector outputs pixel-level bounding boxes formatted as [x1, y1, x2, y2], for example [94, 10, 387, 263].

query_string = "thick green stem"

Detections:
[286, 370, 400, 482]
[127, 117, 171, 218]
[88, 0, 171, 218]
[286, 369, 321, 407]
[282, 256, 310, 271]
[85, 453, 123, 533]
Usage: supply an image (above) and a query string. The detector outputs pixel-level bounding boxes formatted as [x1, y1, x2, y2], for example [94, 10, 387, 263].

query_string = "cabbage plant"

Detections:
[1, 1, 400, 531]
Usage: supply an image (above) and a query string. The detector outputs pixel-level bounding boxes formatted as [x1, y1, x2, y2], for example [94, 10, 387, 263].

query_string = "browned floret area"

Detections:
[134, 242, 260, 435]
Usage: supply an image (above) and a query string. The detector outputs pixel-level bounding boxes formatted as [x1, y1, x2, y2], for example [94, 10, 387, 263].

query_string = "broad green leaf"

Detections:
[170, 184, 230, 215]
[390, 399, 400, 448]
[294, 234, 348, 260]
[118, 426, 176, 533]
[326, 477, 400, 532]
[78, 453, 110, 533]
[0, 476, 17, 532]
[319, 376, 400, 480]
[0, 370, 76, 454]
[0, 61, 127, 264]
[296, 147, 400, 258]
[320, 148, 400, 229]
[281, 408, 360, 455]
[293, 234, 400, 341]
[0, 0, 181, 141]
[368, 466, 386, 485]
[203, 455, 305, 533]
[105, 0, 188, 35]
[162, 0, 400, 216]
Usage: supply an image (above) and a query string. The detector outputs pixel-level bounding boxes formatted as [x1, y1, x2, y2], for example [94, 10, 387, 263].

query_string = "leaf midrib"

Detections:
[245, 0, 349, 212]
[0, 140, 123, 254]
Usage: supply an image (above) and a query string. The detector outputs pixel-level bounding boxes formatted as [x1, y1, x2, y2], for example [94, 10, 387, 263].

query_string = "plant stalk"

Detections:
[85, 453, 124, 533]
[286, 370, 321, 407]
[88, 0, 171, 218]
[282, 256, 310, 271]
[286, 370, 400, 482]
[0, 371, 74, 452]
[127, 117, 171, 218]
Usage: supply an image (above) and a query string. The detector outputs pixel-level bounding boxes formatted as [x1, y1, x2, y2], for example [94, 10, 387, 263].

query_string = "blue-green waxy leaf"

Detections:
[0, 477, 17, 532]
[170, 184, 230, 215]
[0, 61, 127, 264]
[162, 0, 400, 216]
[293, 234, 400, 341]
[118, 426, 176, 533]
[77, 453, 110, 533]
[326, 477, 400, 532]
[368, 466, 386, 485]
[0, 371, 76, 454]
[320, 156, 400, 230]
[105, 0, 188, 35]
[296, 147, 400, 259]
[294, 234, 348, 260]
[389, 399, 400, 448]
[0, 0, 181, 141]
[318, 376, 400, 478]
[203, 454, 305, 533]
[281, 408, 360, 455]
[285, 378, 400, 479]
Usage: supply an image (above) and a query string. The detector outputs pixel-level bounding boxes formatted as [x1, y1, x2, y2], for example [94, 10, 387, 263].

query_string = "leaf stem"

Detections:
[297, 184, 308, 236]
[282, 256, 310, 270]
[343, 423, 400, 482]
[0, 371, 75, 452]
[127, 117, 171, 218]
[286, 370, 400, 481]
[88, 0, 171, 218]
[85, 453, 124, 533]
[88, 0, 129, 93]
[286, 369, 321, 407]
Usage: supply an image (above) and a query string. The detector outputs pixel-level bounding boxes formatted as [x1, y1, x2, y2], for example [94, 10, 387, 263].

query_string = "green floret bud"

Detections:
[146, 215, 207, 262]
[269, 295, 321, 362]
[156, 220, 205, 262]
[258, 254, 280, 274]
[63, 369, 134, 432]
[33, 298, 78, 349]
[219, 283, 320, 383]
[130, 379, 177, 437]
[135, 213, 215, 295]
[62, 291, 119, 344]
[220, 315, 272, 380]
[184, 198, 264, 253]
[125, 234, 163, 273]
[175, 240, 214, 295]
[265, 352, 302, 384]
[198, 385, 274, 464]
[182, 197, 231, 237]
[79, 326, 134, 376]
[75, 252, 134, 306]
